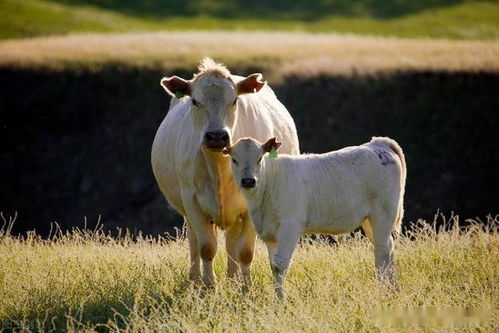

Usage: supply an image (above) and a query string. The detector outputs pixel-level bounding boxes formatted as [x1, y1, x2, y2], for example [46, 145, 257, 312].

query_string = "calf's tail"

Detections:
[387, 139, 406, 235]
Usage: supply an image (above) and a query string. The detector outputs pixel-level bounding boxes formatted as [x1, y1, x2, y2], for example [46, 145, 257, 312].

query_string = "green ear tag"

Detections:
[175, 91, 184, 99]
[269, 147, 278, 159]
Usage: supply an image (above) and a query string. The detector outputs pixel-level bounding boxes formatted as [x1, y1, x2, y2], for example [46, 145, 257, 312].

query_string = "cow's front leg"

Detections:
[183, 194, 218, 287]
[225, 222, 242, 279]
[199, 221, 218, 287]
[272, 221, 302, 298]
[185, 220, 201, 282]
[236, 214, 257, 284]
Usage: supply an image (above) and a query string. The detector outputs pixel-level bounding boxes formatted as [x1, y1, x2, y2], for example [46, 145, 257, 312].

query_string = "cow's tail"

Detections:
[387, 139, 406, 235]
[370, 137, 406, 235]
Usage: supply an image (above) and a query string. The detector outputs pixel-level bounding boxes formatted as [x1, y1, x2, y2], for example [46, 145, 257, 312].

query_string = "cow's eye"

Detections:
[232, 158, 238, 165]
[192, 99, 199, 107]
[257, 157, 262, 164]
[232, 97, 238, 106]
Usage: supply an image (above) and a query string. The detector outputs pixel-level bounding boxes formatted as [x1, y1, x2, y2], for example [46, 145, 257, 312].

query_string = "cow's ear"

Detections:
[237, 73, 266, 95]
[161, 76, 191, 97]
[222, 146, 232, 156]
[262, 137, 282, 153]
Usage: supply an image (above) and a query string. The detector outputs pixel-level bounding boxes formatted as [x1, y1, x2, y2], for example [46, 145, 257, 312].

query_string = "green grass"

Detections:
[1, 0, 499, 40]
[0, 214, 497, 331]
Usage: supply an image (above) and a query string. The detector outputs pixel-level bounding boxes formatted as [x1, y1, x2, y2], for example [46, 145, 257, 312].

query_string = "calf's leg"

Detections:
[370, 209, 398, 287]
[272, 221, 302, 298]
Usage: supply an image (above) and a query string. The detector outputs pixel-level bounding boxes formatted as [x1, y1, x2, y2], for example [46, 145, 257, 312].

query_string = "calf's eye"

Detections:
[232, 158, 238, 165]
[192, 99, 199, 107]
[257, 157, 262, 164]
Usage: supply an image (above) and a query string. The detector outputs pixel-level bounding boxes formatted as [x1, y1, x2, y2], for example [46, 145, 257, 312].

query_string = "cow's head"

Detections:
[223, 137, 281, 190]
[161, 58, 266, 151]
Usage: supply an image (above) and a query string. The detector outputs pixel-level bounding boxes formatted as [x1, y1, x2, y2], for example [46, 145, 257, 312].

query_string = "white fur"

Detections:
[229, 137, 406, 296]
[151, 59, 299, 286]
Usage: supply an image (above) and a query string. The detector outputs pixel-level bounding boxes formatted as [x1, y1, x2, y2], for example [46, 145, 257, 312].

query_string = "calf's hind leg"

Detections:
[369, 209, 398, 286]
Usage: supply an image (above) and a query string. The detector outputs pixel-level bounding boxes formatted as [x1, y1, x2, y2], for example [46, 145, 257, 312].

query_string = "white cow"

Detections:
[224, 136, 406, 297]
[151, 58, 299, 286]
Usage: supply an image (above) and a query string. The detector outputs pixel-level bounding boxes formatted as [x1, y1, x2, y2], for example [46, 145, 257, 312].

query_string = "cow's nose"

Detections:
[241, 178, 256, 188]
[204, 130, 230, 150]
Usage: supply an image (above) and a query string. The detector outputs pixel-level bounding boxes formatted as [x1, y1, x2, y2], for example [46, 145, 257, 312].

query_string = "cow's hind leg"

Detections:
[369, 208, 398, 287]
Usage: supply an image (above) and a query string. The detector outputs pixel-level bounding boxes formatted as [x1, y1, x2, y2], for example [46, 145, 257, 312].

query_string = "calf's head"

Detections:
[223, 137, 282, 190]
[161, 58, 266, 151]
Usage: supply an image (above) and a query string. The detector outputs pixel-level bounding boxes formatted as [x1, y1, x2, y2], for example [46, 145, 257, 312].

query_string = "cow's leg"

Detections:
[225, 222, 241, 279]
[186, 220, 201, 282]
[272, 221, 302, 298]
[183, 195, 218, 287]
[198, 221, 218, 287]
[236, 215, 257, 284]
[370, 207, 398, 287]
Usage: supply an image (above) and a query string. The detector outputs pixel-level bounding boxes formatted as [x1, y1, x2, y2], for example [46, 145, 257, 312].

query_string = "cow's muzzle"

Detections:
[241, 177, 256, 188]
[204, 130, 230, 151]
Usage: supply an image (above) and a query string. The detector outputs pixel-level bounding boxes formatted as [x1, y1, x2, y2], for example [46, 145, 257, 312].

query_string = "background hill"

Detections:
[1, 0, 498, 39]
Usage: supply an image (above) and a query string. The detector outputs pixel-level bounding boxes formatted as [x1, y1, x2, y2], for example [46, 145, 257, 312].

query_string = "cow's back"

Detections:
[230, 75, 299, 155]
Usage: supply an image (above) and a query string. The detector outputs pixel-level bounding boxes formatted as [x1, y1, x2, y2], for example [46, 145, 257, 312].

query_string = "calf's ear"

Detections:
[161, 76, 191, 97]
[262, 137, 282, 153]
[237, 73, 266, 95]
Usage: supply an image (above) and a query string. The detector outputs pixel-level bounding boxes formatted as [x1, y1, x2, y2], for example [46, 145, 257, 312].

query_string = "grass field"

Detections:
[1, 0, 499, 40]
[1, 31, 498, 79]
[0, 214, 497, 331]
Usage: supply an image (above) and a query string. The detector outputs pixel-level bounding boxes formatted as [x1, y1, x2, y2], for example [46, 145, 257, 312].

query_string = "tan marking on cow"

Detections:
[201, 242, 216, 261]
[209, 152, 247, 230]
[239, 248, 254, 265]
[262, 234, 277, 244]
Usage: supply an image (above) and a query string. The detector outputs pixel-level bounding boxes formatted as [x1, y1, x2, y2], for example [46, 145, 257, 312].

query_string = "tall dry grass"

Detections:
[1, 32, 498, 78]
[0, 213, 497, 331]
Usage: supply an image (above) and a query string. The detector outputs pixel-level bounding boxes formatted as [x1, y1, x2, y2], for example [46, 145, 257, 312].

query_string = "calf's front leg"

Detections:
[271, 221, 302, 298]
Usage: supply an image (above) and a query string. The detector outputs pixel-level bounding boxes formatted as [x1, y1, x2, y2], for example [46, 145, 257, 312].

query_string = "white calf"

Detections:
[224, 136, 406, 297]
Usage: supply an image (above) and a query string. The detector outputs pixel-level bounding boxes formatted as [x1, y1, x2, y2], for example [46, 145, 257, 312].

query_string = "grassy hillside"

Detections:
[0, 214, 497, 331]
[1, 0, 498, 40]
[1, 32, 498, 76]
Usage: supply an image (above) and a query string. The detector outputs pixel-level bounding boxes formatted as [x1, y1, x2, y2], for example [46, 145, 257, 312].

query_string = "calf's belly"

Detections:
[304, 209, 367, 235]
